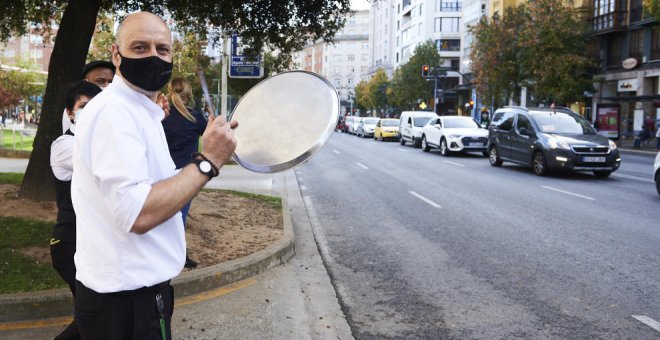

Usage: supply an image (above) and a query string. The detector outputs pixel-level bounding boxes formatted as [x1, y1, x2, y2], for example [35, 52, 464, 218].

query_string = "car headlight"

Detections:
[608, 139, 618, 150]
[548, 136, 570, 150]
[448, 134, 462, 139]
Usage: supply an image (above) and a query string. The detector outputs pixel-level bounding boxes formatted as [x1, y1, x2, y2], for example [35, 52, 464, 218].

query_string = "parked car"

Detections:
[420, 116, 489, 156]
[349, 117, 363, 135]
[374, 118, 400, 141]
[398, 111, 437, 148]
[487, 106, 621, 177]
[654, 151, 660, 195]
[344, 116, 355, 134]
[356, 117, 380, 138]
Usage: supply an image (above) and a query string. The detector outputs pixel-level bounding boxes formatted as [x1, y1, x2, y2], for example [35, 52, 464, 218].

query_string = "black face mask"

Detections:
[118, 53, 173, 92]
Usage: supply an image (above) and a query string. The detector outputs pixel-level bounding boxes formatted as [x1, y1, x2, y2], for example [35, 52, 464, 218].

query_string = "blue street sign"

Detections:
[230, 34, 263, 79]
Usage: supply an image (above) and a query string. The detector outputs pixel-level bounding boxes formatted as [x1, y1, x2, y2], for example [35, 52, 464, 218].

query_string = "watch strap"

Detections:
[192, 152, 219, 179]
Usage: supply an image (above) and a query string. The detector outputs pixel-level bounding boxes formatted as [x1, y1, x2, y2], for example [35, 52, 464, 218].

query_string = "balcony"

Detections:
[589, 10, 628, 35]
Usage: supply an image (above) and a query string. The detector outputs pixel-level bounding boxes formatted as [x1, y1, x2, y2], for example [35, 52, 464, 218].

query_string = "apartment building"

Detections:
[0, 27, 55, 72]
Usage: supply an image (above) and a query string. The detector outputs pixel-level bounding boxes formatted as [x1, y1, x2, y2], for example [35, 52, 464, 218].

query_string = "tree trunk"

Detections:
[19, 0, 100, 201]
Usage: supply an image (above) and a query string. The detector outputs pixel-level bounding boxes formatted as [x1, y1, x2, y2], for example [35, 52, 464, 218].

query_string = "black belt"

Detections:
[78, 280, 170, 297]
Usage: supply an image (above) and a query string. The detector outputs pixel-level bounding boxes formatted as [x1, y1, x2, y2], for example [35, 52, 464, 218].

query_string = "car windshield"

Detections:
[443, 118, 479, 129]
[363, 118, 380, 125]
[530, 111, 596, 134]
[381, 119, 398, 127]
[413, 117, 433, 127]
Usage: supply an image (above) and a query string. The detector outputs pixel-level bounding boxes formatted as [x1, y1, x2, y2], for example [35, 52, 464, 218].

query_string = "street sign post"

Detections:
[230, 34, 264, 79]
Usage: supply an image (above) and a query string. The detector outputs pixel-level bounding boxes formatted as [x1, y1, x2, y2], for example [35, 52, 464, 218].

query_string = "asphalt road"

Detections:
[295, 131, 659, 339]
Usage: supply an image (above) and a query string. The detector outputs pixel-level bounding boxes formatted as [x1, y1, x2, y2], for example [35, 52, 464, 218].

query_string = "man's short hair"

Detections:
[82, 60, 115, 78]
[65, 80, 102, 112]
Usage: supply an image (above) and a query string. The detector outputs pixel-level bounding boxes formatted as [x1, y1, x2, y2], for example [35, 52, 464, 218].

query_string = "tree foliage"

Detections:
[0, 0, 351, 200]
[0, 58, 46, 109]
[353, 80, 369, 114]
[86, 12, 114, 62]
[389, 40, 442, 110]
[470, 0, 594, 106]
[365, 69, 389, 114]
[643, 0, 660, 21]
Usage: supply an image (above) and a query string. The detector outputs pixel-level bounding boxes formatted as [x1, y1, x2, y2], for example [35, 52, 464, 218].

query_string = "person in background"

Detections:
[71, 12, 237, 339]
[50, 80, 102, 340]
[62, 61, 115, 133]
[162, 77, 207, 269]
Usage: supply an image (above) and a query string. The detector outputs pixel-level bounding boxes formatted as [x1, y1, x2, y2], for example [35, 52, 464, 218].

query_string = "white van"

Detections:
[398, 111, 437, 148]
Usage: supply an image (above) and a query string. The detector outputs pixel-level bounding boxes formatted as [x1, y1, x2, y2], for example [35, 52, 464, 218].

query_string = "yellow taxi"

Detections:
[374, 118, 400, 141]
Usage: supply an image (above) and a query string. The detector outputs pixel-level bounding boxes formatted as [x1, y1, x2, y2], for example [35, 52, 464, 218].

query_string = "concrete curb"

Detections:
[0, 196, 295, 323]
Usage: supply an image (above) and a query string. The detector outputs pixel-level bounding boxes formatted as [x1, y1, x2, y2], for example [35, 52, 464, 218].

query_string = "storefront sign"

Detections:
[622, 58, 637, 69]
[596, 106, 619, 139]
[617, 79, 638, 92]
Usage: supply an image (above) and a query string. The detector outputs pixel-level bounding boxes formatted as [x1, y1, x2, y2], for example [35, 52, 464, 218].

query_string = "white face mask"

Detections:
[73, 109, 83, 124]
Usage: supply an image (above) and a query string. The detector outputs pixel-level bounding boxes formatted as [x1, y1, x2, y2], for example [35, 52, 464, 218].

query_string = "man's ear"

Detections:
[111, 44, 121, 68]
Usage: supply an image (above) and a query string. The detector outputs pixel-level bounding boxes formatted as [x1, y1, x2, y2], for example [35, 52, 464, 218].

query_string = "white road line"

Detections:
[613, 173, 655, 183]
[541, 186, 595, 201]
[409, 191, 442, 208]
[443, 160, 465, 167]
[356, 162, 369, 170]
[396, 148, 409, 152]
[632, 315, 660, 333]
[333, 149, 340, 154]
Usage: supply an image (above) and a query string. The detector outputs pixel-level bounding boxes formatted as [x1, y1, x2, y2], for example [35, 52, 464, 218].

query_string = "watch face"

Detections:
[200, 161, 212, 173]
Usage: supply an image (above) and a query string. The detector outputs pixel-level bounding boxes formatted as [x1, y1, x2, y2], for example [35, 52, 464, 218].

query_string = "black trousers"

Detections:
[50, 239, 76, 296]
[75, 280, 174, 340]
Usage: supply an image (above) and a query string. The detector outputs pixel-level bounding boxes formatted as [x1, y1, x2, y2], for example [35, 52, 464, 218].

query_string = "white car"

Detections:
[356, 117, 380, 138]
[349, 117, 363, 135]
[420, 116, 489, 156]
[654, 151, 660, 196]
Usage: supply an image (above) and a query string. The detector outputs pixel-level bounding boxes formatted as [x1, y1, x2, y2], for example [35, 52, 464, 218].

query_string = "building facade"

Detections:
[588, 0, 660, 139]
[0, 27, 55, 72]
[294, 9, 370, 115]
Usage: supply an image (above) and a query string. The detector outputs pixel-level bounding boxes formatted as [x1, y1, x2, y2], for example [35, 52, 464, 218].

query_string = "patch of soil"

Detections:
[0, 184, 283, 269]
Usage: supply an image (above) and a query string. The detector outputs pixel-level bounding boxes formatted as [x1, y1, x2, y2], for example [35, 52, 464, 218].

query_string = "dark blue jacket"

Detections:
[162, 106, 207, 169]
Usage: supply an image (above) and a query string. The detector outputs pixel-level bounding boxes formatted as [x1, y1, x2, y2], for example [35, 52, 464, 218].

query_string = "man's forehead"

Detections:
[117, 13, 171, 45]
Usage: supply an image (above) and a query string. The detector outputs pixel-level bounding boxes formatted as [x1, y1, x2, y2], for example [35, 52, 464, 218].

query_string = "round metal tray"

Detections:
[229, 71, 339, 173]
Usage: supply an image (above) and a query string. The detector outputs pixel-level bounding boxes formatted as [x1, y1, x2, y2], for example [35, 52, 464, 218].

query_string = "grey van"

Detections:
[487, 106, 621, 177]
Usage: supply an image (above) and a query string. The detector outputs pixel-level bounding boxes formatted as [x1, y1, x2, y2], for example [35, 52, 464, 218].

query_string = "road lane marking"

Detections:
[356, 162, 369, 170]
[632, 315, 660, 333]
[541, 186, 595, 201]
[443, 160, 465, 167]
[409, 191, 442, 208]
[396, 148, 409, 152]
[333, 149, 340, 154]
[613, 173, 654, 183]
[0, 278, 257, 331]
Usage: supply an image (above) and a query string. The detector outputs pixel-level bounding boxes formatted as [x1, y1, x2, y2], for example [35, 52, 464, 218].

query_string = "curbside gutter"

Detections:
[0, 196, 295, 323]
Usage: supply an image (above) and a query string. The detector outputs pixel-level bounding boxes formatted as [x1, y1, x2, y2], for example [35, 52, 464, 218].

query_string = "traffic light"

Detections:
[422, 65, 430, 77]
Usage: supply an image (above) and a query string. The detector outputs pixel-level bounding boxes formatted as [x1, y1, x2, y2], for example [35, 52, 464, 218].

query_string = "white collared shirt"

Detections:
[71, 75, 185, 293]
[50, 123, 76, 181]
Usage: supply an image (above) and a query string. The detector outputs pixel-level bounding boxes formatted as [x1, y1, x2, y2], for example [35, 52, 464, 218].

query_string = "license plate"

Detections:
[583, 157, 605, 162]
[469, 142, 483, 147]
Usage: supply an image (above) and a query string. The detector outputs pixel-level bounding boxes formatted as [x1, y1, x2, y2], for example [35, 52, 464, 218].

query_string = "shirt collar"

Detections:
[110, 75, 165, 121]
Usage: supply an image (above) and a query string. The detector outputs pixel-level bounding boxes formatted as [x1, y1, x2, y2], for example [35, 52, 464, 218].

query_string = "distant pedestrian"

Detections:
[49, 80, 102, 340]
[162, 76, 206, 269]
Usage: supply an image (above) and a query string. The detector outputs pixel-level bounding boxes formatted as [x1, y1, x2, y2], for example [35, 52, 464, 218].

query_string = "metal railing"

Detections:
[0, 124, 37, 151]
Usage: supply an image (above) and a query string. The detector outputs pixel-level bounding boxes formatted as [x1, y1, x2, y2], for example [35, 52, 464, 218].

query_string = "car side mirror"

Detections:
[519, 127, 531, 136]
[434, 124, 441, 128]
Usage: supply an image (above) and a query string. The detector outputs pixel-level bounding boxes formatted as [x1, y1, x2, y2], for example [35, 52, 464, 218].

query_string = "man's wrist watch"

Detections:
[192, 153, 219, 180]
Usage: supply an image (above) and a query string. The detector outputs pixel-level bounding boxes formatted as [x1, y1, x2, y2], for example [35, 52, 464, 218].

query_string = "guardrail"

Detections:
[0, 125, 37, 151]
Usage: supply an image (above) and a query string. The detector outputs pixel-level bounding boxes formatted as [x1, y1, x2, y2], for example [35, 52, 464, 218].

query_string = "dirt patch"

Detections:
[0, 184, 283, 269]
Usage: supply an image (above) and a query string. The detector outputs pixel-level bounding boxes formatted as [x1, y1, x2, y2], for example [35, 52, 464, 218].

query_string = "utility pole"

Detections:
[221, 34, 228, 117]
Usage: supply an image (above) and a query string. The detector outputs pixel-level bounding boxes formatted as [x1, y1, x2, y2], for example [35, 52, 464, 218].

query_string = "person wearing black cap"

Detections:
[50, 80, 103, 340]
[61, 61, 115, 133]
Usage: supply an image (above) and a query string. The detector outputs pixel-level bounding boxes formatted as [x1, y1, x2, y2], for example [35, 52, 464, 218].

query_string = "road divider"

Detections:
[443, 160, 465, 167]
[612, 173, 654, 183]
[356, 162, 369, 170]
[541, 186, 595, 201]
[409, 191, 442, 208]
[632, 315, 660, 333]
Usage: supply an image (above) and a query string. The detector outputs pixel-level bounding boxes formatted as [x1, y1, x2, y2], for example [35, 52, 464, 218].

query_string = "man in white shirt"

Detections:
[50, 80, 102, 340]
[61, 61, 115, 133]
[71, 12, 237, 340]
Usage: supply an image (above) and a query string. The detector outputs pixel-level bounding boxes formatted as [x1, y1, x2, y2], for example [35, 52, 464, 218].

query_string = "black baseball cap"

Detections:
[82, 60, 115, 77]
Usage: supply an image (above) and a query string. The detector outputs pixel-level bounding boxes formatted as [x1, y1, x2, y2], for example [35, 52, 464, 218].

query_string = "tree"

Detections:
[0, 58, 47, 110]
[0, 0, 351, 201]
[86, 12, 114, 62]
[390, 40, 442, 110]
[366, 69, 389, 115]
[643, 0, 660, 21]
[353, 80, 369, 114]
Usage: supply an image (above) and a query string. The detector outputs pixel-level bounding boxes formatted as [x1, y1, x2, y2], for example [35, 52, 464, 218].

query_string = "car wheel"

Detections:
[400, 135, 405, 145]
[593, 171, 612, 178]
[422, 135, 430, 152]
[656, 171, 660, 196]
[440, 138, 449, 156]
[489, 145, 502, 166]
[533, 151, 548, 176]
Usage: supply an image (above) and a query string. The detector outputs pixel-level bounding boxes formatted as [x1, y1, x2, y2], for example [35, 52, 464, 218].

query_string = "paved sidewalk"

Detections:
[0, 158, 352, 339]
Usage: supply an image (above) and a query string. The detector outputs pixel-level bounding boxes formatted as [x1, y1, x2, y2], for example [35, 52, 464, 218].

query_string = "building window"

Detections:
[437, 1, 462, 12]
[606, 34, 623, 67]
[652, 27, 660, 61]
[347, 54, 355, 61]
[591, 0, 616, 30]
[629, 30, 643, 61]
[434, 17, 461, 32]
[362, 54, 368, 61]
[334, 55, 342, 62]
[436, 39, 461, 52]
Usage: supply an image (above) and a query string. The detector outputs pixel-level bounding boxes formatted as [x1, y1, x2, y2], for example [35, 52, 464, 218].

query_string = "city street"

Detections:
[295, 131, 660, 339]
